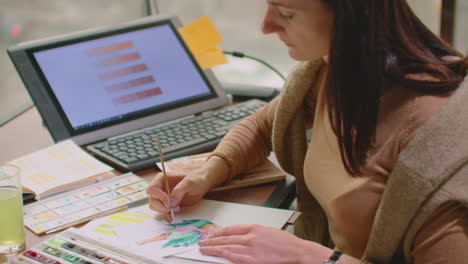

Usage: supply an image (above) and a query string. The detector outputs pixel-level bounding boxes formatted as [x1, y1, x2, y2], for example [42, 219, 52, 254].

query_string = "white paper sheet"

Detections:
[115, 217, 216, 260]
[80, 199, 294, 263]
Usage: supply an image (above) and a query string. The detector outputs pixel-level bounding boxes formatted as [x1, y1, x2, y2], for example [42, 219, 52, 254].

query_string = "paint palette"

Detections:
[19, 229, 139, 264]
[23, 173, 149, 235]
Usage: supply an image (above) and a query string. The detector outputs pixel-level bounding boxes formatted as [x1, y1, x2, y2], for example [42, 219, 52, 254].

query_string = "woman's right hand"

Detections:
[146, 155, 230, 220]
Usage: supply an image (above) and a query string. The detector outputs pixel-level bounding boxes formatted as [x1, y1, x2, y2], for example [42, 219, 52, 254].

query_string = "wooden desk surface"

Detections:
[0, 107, 54, 164]
[1, 107, 296, 254]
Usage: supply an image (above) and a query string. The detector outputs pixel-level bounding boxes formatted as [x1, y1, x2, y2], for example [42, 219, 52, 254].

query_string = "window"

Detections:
[156, 1, 293, 88]
[3, 1, 466, 124]
[0, 0, 146, 124]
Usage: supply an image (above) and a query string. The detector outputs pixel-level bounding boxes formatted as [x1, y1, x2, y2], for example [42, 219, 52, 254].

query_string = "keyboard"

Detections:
[86, 99, 266, 171]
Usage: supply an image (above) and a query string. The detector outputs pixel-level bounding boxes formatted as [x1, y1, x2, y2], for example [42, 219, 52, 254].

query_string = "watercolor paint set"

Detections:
[19, 228, 143, 264]
[23, 173, 149, 235]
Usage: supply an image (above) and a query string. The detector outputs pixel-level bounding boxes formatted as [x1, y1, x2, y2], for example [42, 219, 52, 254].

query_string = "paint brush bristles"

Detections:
[156, 135, 176, 223]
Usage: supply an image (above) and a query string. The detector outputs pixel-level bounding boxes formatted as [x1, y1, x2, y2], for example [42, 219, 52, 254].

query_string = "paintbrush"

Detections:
[156, 135, 176, 224]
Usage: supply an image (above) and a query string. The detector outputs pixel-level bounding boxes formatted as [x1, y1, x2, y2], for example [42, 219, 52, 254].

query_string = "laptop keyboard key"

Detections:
[123, 157, 139, 164]
[162, 137, 206, 153]
[88, 99, 266, 170]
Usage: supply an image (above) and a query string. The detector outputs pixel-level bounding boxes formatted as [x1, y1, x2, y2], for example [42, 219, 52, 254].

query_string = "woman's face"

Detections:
[262, 0, 333, 61]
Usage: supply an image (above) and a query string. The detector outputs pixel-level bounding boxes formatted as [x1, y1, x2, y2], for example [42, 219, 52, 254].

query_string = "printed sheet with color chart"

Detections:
[23, 173, 148, 235]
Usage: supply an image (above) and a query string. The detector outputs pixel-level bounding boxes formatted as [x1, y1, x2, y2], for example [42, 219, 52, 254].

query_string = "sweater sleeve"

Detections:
[411, 202, 468, 264]
[209, 96, 279, 179]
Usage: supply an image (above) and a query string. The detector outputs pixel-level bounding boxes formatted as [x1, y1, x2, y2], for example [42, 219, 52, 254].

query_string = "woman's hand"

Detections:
[146, 155, 230, 221]
[198, 224, 333, 264]
[146, 170, 208, 214]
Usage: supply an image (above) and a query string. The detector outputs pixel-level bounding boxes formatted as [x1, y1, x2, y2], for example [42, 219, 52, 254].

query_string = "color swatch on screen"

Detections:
[98, 64, 148, 81]
[87, 41, 135, 56]
[86, 40, 163, 105]
[112, 87, 162, 105]
[104, 76, 155, 92]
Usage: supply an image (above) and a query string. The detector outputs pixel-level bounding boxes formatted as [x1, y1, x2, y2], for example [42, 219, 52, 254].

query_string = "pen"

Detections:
[156, 135, 176, 224]
[44, 205, 129, 235]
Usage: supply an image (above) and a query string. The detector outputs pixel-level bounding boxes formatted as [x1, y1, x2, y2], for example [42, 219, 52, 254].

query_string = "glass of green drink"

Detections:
[0, 164, 25, 255]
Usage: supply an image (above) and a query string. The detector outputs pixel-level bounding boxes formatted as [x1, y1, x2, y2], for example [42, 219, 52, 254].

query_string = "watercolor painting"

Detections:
[136, 219, 218, 248]
[79, 200, 295, 262]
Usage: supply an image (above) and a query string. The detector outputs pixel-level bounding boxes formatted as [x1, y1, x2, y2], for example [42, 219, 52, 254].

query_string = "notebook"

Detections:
[8, 139, 115, 200]
[7, 15, 262, 171]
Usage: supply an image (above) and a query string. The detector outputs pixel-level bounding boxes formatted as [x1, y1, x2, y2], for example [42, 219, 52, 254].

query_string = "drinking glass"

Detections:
[0, 164, 25, 255]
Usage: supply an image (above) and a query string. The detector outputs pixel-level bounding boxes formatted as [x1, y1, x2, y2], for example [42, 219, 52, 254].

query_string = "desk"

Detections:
[0, 107, 296, 257]
[0, 107, 54, 165]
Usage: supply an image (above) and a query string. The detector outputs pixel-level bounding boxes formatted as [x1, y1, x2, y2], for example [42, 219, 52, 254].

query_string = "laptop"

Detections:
[7, 15, 265, 171]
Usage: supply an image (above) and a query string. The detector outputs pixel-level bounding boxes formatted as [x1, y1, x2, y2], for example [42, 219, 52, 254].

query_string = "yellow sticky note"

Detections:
[195, 47, 229, 70]
[179, 16, 223, 54]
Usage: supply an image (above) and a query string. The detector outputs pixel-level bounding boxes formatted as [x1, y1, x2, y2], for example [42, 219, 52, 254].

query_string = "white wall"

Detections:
[407, 0, 442, 34]
[407, 0, 467, 54]
[454, 0, 468, 54]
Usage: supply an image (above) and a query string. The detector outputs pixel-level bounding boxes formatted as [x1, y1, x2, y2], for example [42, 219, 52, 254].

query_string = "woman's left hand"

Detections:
[198, 224, 333, 264]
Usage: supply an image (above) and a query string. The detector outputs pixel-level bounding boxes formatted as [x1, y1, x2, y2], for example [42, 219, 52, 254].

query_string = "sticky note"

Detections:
[179, 16, 228, 69]
[194, 47, 228, 70]
[179, 16, 222, 53]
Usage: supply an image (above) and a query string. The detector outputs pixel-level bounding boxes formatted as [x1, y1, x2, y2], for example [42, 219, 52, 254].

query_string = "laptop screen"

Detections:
[8, 16, 229, 145]
[31, 22, 214, 133]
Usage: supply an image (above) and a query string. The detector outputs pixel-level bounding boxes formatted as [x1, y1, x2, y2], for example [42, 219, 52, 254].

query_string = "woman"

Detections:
[147, 0, 468, 263]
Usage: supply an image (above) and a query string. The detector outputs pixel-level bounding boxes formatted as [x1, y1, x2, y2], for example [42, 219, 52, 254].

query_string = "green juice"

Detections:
[0, 186, 25, 253]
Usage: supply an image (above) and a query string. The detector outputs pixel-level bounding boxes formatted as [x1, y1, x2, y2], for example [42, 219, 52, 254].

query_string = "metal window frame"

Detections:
[144, 0, 159, 15]
[441, 0, 456, 44]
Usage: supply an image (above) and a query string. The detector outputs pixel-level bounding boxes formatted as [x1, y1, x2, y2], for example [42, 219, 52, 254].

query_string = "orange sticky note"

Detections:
[195, 47, 228, 70]
[179, 16, 223, 54]
[179, 16, 228, 69]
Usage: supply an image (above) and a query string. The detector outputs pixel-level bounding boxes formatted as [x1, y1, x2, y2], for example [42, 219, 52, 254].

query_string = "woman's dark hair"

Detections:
[325, 0, 468, 176]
